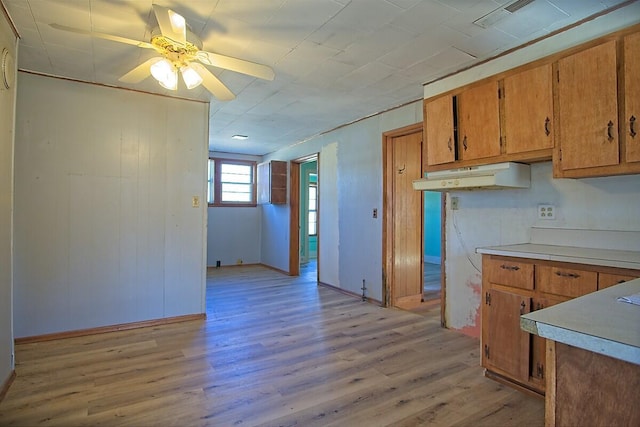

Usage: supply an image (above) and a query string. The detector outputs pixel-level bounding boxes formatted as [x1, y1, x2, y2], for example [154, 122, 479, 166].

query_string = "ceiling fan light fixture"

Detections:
[180, 65, 203, 89]
[150, 58, 178, 90]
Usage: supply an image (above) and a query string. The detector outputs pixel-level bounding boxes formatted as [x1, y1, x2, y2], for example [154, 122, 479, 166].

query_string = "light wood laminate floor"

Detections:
[0, 265, 543, 426]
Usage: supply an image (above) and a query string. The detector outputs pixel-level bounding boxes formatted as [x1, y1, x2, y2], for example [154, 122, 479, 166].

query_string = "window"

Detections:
[207, 158, 257, 206]
[308, 183, 317, 235]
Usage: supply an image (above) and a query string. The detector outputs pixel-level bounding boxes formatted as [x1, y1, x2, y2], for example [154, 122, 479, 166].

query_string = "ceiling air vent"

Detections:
[473, 0, 536, 28]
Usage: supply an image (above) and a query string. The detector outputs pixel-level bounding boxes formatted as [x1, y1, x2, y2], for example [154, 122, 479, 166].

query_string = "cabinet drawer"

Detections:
[598, 273, 639, 290]
[485, 258, 534, 290]
[536, 265, 597, 298]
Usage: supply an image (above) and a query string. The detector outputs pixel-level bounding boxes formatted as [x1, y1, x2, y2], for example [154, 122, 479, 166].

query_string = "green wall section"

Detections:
[424, 192, 441, 261]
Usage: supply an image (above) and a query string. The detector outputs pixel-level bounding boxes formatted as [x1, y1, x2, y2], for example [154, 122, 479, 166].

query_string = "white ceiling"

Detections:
[3, 0, 629, 156]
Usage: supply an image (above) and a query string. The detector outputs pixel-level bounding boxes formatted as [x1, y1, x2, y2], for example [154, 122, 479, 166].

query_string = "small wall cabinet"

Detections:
[257, 160, 287, 205]
[481, 254, 639, 395]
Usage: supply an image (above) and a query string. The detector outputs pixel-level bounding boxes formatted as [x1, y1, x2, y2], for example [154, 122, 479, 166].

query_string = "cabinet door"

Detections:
[557, 40, 619, 170]
[257, 161, 287, 204]
[503, 64, 554, 154]
[457, 81, 501, 161]
[624, 32, 640, 163]
[424, 95, 455, 166]
[483, 288, 531, 383]
[530, 295, 568, 390]
[598, 272, 639, 289]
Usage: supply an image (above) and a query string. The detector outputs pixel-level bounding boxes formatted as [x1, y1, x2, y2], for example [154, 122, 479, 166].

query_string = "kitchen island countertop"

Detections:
[520, 279, 640, 365]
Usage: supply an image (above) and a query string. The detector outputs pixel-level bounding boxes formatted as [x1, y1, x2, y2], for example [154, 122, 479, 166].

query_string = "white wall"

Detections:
[207, 152, 261, 267]
[13, 73, 208, 338]
[263, 102, 423, 301]
[208, 207, 261, 266]
[0, 8, 17, 388]
[444, 162, 640, 337]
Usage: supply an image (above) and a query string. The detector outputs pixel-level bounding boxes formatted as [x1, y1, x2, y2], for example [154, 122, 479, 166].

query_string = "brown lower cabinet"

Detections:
[481, 254, 639, 395]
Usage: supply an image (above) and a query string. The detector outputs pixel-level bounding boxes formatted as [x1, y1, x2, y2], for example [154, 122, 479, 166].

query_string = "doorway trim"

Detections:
[382, 122, 424, 308]
[288, 154, 319, 278]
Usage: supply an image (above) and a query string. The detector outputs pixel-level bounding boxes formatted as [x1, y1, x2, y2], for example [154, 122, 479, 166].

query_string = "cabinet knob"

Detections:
[631, 116, 637, 138]
[520, 300, 526, 315]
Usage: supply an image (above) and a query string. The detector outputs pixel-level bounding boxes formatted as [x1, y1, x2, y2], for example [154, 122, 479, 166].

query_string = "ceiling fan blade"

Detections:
[197, 51, 275, 81]
[49, 23, 154, 49]
[152, 4, 186, 47]
[119, 58, 160, 83]
[190, 63, 235, 101]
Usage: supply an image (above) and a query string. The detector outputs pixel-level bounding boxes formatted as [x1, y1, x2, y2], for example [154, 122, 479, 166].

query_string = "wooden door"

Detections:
[387, 127, 423, 309]
[424, 95, 455, 166]
[483, 288, 531, 384]
[558, 41, 619, 170]
[457, 80, 501, 161]
[503, 64, 554, 154]
[624, 32, 640, 163]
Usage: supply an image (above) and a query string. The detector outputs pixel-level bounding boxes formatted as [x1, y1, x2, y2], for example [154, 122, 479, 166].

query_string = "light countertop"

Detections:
[476, 243, 640, 270]
[521, 279, 640, 365]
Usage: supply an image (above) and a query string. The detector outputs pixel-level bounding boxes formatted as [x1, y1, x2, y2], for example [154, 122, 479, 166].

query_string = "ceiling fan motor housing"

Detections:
[150, 27, 202, 67]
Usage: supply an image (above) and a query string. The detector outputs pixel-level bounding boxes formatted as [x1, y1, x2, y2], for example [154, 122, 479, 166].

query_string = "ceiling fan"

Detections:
[50, 4, 275, 101]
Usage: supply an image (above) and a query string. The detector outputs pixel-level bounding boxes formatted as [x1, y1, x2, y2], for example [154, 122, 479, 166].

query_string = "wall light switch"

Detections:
[451, 196, 459, 210]
[192, 196, 200, 208]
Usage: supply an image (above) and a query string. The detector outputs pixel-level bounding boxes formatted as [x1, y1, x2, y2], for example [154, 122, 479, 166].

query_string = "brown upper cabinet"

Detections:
[556, 41, 619, 172]
[257, 160, 287, 205]
[503, 64, 554, 154]
[423, 25, 640, 177]
[624, 32, 640, 163]
[457, 80, 501, 161]
[553, 28, 640, 178]
[424, 94, 455, 166]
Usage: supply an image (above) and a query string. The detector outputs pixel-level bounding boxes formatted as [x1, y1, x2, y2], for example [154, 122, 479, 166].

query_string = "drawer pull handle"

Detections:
[544, 117, 551, 136]
[631, 116, 637, 138]
[607, 120, 615, 142]
[520, 301, 526, 315]
[500, 265, 520, 271]
[447, 137, 453, 152]
[462, 135, 468, 151]
[555, 271, 580, 279]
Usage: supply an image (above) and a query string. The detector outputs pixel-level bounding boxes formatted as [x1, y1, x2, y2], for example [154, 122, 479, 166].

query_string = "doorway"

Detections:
[383, 123, 445, 318]
[289, 155, 319, 280]
[382, 123, 424, 309]
[423, 191, 443, 302]
[299, 160, 318, 278]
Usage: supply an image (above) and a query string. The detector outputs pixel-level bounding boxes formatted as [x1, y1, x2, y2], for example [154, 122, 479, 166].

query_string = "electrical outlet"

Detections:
[373, 208, 378, 218]
[538, 204, 556, 220]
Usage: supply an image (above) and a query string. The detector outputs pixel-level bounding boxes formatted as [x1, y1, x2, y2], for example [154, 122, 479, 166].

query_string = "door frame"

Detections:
[383, 123, 447, 323]
[288, 154, 319, 278]
[382, 122, 424, 307]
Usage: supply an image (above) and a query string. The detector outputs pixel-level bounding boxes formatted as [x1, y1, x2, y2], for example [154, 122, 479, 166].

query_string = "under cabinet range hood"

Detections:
[412, 162, 530, 191]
